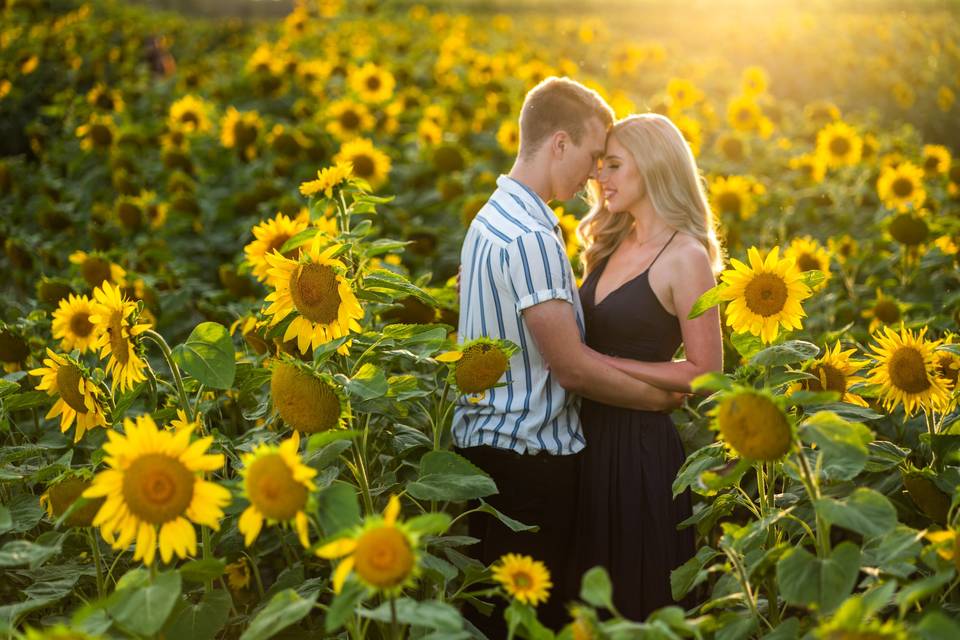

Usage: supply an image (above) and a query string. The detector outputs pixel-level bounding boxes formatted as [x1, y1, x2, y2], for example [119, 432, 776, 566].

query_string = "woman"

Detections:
[574, 113, 724, 619]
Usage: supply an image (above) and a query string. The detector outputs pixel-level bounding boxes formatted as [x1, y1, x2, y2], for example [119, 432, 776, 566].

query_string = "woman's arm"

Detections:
[588, 242, 723, 393]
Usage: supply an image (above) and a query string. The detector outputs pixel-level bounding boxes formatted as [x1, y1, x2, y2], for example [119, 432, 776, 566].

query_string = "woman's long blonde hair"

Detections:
[577, 113, 725, 275]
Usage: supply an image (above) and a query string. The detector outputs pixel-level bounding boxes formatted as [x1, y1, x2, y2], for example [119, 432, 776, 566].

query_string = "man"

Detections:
[453, 77, 680, 635]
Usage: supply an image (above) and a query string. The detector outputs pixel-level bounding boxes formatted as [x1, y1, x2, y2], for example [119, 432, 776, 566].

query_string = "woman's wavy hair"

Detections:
[577, 113, 725, 275]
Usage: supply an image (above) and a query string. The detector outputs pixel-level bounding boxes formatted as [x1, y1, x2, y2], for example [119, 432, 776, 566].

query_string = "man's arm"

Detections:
[524, 300, 682, 411]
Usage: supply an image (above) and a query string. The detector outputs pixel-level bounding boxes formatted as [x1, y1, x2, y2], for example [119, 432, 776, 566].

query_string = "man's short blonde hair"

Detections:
[518, 77, 615, 158]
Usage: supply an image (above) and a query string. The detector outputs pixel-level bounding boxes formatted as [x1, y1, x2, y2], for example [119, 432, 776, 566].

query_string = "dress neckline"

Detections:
[591, 231, 678, 307]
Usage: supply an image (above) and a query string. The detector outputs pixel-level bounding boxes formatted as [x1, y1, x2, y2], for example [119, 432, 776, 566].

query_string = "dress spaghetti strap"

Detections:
[644, 230, 678, 274]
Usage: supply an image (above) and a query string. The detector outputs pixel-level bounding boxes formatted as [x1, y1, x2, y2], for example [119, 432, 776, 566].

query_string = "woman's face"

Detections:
[597, 135, 645, 213]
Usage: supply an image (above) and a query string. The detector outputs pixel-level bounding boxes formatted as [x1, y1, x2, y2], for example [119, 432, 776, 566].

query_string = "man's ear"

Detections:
[551, 130, 568, 156]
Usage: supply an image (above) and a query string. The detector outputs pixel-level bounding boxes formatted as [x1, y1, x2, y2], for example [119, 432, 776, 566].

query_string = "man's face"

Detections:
[554, 117, 607, 201]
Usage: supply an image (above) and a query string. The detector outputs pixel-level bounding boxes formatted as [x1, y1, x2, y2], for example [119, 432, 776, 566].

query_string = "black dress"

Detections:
[575, 233, 695, 620]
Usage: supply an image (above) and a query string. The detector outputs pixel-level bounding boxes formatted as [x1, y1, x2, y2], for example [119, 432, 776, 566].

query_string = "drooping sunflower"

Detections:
[866, 325, 952, 416]
[887, 210, 929, 247]
[334, 138, 391, 190]
[325, 98, 375, 141]
[69, 250, 126, 289]
[83, 415, 229, 566]
[244, 210, 312, 282]
[89, 282, 152, 392]
[492, 553, 553, 607]
[348, 62, 396, 104]
[877, 161, 926, 212]
[238, 431, 316, 548]
[784, 236, 831, 291]
[709, 175, 764, 220]
[30, 349, 108, 442]
[75, 114, 116, 151]
[815, 121, 862, 168]
[922, 144, 951, 177]
[299, 161, 354, 199]
[794, 342, 869, 406]
[270, 359, 349, 433]
[861, 288, 903, 333]
[168, 94, 213, 134]
[51, 293, 100, 354]
[316, 495, 420, 595]
[718, 246, 813, 344]
[437, 337, 519, 401]
[41, 474, 104, 527]
[714, 388, 792, 461]
[262, 238, 364, 355]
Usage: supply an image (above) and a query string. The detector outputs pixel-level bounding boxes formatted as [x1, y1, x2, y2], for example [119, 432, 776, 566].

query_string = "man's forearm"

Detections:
[564, 345, 678, 411]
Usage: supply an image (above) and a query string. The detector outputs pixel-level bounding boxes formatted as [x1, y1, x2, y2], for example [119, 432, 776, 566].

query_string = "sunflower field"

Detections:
[2, 0, 960, 638]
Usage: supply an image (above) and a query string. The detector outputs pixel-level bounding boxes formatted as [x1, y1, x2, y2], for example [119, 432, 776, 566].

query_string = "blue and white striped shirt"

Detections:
[451, 175, 585, 455]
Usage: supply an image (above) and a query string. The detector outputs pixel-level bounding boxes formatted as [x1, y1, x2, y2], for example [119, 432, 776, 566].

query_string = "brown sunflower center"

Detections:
[722, 138, 744, 161]
[179, 111, 200, 127]
[234, 121, 258, 148]
[289, 263, 342, 324]
[245, 453, 307, 520]
[736, 107, 753, 123]
[56, 363, 90, 413]
[924, 155, 941, 172]
[888, 213, 928, 245]
[107, 310, 130, 365]
[936, 354, 960, 387]
[351, 154, 375, 179]
[888, 346, 932, 394]
[266, 233, 292, 256]
[512, 571, 532, 589]
[69, 311, 94, 338]
[340, 109, 361, 130]
[90, 123, 113, 147]
[796, 253, 821, 272]
[117, 201, 142, 229]
[96, 93, 116, 110]
[805, 363, 847, 395]
[829, 136, 851, 157]
[891, 176, 914, 198]
[123, 453, 195, 525]
[80, 256, 111, 287]
[0, 330, 29, 362]
[716, 191, 743, 215]
[366, 75, 382, 91]
[354, 525, 414, 588]
[873, 300, 900, 324]
[743, 272, 788, 317]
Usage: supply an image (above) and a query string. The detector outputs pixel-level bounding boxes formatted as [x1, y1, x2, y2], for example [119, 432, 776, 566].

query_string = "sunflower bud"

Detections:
[716, 390, 791, 461]
[271, 362, 345, 433]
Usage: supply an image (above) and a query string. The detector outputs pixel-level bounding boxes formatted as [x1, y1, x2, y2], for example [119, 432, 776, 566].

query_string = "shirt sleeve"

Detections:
[500, 230, 573, 315]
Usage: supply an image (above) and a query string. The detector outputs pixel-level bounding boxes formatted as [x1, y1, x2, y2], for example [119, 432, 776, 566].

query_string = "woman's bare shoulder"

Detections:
[665, 232, 711, 265]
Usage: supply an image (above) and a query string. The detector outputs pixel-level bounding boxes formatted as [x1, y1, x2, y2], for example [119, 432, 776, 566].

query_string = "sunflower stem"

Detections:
[794, 442, 829, 556]
[142, 329, 193, 421]
[246, 551, 266, 598]
[338, 189, 351, 237]
[433, 378, 451, 451]
[389, 596, 399, 640]
[88, 527, 105, 599]
[202, 524, 213, 592]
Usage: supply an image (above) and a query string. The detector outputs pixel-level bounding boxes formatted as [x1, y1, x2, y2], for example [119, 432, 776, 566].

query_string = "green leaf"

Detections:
[0, 379, 19, 398]
[688, 283, 727, 319]
[580, 566, 615, 611]
[324, 580, 366, 633]
[749, 340, 820, 367]
[407, 474, 498, 502]
[178, 558, 226, 583]
[917, 611, 960, 640]
[672, 443, 726, 497]
[896, 568, 955, 616]
[815, 488, 897, 540]
[503, 600, 554, 640]
[5, 493, 44, 533]
[109, 570, 182, 636]
[865, 440, 910, 472]
[800, 270, 826, 289]
[776, 542, 861, 614]
[690, 372, 733, 393]
[730, 331, 763, 359]
[861, 525, 923, 578]
[475, 500, 538, 532]
[799, 411, 873, 481]
[1, 391, 50, 412]
[163, 589, 231, 640]
[240, 589, 317, 640]
[357, 598, 463, 631]
[698, 458, 753, 496]
[342, 363, 388, 401]
[762, 618, 801, 640]
[306, 429, 359, 452]
[817, 402, 884, 422]
[316, 481, 361, 537]
[406, 513, 452, 536]
[0, 534, 63, 568]
[0, 507, 10, 535]
[671, 546, 721, 601]
[362, 270, 438, 305]
[172, 322, 236, 390]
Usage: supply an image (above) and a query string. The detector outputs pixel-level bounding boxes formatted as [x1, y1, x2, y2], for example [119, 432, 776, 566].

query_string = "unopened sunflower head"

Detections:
[270, 358, 349, 433]
[30, 349, 109, 442]
[492, 553, 553, 607]
[316, 494, 420, 596]
[712, 387, 793, 461]
[238, 431, 317, 548]
[866, 325, 952, 417]
[436, 337, 518, 400]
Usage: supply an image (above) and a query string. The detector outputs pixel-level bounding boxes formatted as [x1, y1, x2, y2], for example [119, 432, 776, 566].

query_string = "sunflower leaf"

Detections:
[240, 589, 318, 640]
[688, 283, 727, 319]
[171, 322, 236, 390]
[750, 340, 820, 367]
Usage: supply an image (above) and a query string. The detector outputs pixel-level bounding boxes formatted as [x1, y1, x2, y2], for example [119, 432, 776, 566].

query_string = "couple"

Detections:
[452, 77, 724, 635]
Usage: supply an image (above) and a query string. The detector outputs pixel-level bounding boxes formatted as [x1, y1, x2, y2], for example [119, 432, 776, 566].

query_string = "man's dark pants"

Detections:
[457, 445, 582, 638]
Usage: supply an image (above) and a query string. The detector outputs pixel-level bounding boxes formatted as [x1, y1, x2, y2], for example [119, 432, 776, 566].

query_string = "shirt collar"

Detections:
[496, 175, 560, 231]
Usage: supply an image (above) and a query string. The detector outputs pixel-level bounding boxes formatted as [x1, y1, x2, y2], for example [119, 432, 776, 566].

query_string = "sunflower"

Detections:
[887, 211, 929, 247]
[41, 475, 104, 527]
[497, 120, 519, 154]
[69, 251, 126, 289]
[795, 342, 869, 406]
[709, 175, 764, 220]
[334, 138, 391, 190]
[804, 101, 841, 126]
[244, 210, 312, 282]
[861, 288, 903, 333]
[226, 557, 251, 591]
[877, 162, 926, 212]
[815, 121, 862, 168]
[87, 83, 124, 113]
[922, 144, 951, 176]
[325, 99, 375, 141]
[76, 114, 116, 151]
[271, 359, 349, 433]
[718, 246, 813, 345]
[726, 95, 762, 132]
[316, 495, 420, 595]
[938, 86, 956, 112]
[220, 107, 263, 159]
[437, 337, 518, 401]
[741, 66, 768, 96]
[714, 389, 792, 461]
[168, 95, 212, 134]
[238, 431, 316, 548]
[827, 235, 858, 265]
[262, 237, 364, 355]
[170, 409, 202, 432]
[348, 62, 396, 104]
[492, 553, 553, 606]
[926, 528, 960, 572]
[815, 617, 909, 640]
[30, 350, 108, 442]
[672, 113, 702, 156]
[418, 118, 443, 146]
[0, 327, 29, 372]
[89, 282, 151, 392]
[788, 153, 827, 184]
[299, 161, 353, 199]
[715, 133, 747, 163]
[666, 78, 703, 110]
[784, 236, 831, 291]
[866, 325, 951, 416]
[51, 293, 100, 354]
[83, 414, 229, 566]
[555, 207, 580, 259]
[891, 82, 915, 109]
[935, 336, 960, 392]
